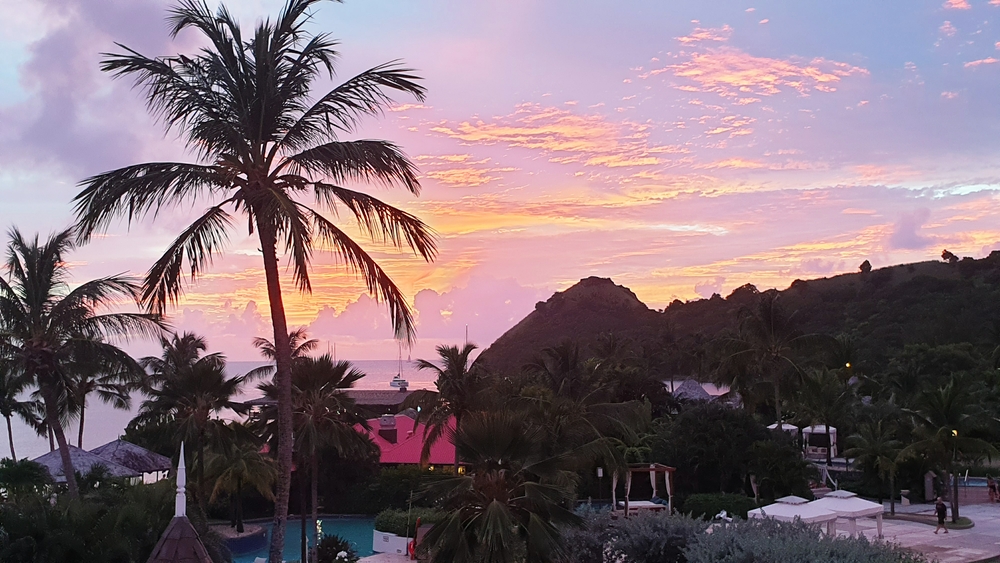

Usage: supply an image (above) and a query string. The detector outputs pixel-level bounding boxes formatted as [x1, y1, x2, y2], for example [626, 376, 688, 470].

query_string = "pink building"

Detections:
[360, 413, 458, 467]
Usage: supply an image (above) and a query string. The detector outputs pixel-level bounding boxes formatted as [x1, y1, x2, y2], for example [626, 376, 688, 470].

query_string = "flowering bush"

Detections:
[316, 534, 359, 563]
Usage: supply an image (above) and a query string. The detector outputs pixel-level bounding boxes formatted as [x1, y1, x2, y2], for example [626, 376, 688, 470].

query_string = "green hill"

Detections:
[477, 253, 1000, 374]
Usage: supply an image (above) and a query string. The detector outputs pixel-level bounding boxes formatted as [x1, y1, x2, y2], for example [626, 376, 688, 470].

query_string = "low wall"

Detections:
[225, 527, 268, 555]
[372, 530, 410, 555]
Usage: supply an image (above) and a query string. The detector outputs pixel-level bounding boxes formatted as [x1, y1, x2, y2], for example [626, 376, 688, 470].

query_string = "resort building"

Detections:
[359, 412, 458, 468]
[31, 440, 171, 484]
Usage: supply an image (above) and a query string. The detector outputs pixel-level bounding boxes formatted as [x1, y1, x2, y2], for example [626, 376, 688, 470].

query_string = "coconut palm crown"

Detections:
[0, 228, 160, 499]
[71, 1, 435, 558]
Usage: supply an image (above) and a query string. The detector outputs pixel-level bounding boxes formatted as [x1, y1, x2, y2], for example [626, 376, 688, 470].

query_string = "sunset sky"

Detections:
[3, 0, 1000, 360]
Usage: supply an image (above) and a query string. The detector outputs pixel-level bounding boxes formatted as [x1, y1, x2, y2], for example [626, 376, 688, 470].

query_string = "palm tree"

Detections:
[717, 291, 813, 425]
[66, 345, 136, 448]
[845, 421, 902, 514]
[71, 1, 436, 557]
[420, 412, 581, 563]
[404, 343, 483, 471]
[258, 354, 370, 563]
[0, 228, 159, 498]
[0, 364, 37, 460]
[208, 427, 278, 534]
[138, 334, 251, 506]
[902, 379, 997, 522]
[795, 368, 854, 467]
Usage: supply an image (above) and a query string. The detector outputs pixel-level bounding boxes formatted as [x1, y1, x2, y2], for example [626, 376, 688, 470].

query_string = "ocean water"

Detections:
[6, 360, 434, 461]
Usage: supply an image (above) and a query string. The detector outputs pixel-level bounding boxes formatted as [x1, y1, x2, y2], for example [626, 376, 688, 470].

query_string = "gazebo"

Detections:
[766, 423, 799, 434]
[809, 489, 884, 538]
[32, 445, 140, 483]
[612, 463, 676, 515]
[802, 425, 838, 459]
[90, 440, 172, 483]
[749, 495, 839, 535]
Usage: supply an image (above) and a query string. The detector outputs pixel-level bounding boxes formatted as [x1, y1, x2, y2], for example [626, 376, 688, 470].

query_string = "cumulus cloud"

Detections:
[889, 209, 935, 250]
[0, 0, 182, 174]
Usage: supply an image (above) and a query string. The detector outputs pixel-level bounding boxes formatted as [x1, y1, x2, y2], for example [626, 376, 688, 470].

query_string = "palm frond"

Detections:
[305, 208, 416, 342]
[281, 139, 422, 195]
[74, 163, 231, 241]
[142, 202, 235, 315]
[279, 62, 426, 152]
[313, 182, 436, 260]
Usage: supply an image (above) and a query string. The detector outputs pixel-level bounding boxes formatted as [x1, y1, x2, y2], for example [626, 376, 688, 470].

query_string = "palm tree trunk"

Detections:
[951, 466, 960, 523]
[48, 425, 54, 452]
[300, 470, 308, 563]
[453, 414, 460, 474]
[773, 378, 782, 426]
[77, 398, 86, 448]
[5, 414, 16, 460]
[310, 453, 319, 563]
[825, 425, 832, 467]
[43, 387, 79, 499]
[889, 473, 895, 516]
[259, 222, 295, 563]
[236, 478, 245, 534]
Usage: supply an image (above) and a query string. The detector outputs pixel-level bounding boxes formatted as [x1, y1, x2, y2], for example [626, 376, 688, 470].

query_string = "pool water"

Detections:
[231, 517, 375, 563]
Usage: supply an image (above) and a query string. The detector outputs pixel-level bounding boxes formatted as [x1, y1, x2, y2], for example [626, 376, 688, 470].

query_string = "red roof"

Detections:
[359, 414, 457, 466]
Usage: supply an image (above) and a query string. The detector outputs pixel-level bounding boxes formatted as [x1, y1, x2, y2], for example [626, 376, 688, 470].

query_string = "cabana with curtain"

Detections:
[809, 489, 884, 538]
[612, 463, 676, 515]
[749, 495, 839, 535]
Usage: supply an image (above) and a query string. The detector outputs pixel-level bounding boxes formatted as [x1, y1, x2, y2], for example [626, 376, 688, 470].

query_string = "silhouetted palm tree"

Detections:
[258, 354, 370, 563]
[0, 364, 37, 460]
[845, 421, 902, 514]
[420, 412, 581, 563]
[138, 333, 251, 505]
[902, 379, 997, 522]
[208, 426, 277, 534]
[795, 368, 853, 467]
[405, 343, 483, 471]
[71, 1, 435, 557]
[718, 292, 813, 425]
[0, 228, 158, 498]
[67, 344, 136, 448]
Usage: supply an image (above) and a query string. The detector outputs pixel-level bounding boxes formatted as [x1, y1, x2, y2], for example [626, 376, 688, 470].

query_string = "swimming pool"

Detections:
[231, 517, 375, 563]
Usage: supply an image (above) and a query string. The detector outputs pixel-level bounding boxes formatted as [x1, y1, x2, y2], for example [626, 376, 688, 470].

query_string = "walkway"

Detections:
[847, 504, 1000, 563]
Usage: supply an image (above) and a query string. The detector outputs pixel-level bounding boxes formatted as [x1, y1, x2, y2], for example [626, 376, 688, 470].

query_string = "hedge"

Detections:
[681, 493, 760, 520]
[373, 508, 444, 537]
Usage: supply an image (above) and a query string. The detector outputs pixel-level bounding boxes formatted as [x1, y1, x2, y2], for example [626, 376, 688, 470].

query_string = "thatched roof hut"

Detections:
[90, 440, 172, 474]
[32, 445, 140, 482]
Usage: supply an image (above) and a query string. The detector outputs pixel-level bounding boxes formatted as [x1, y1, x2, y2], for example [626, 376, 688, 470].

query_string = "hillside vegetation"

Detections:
[478, 253, 1000, 375]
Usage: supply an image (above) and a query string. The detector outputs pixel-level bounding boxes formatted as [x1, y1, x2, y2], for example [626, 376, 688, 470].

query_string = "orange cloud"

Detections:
[415, 154, 517, 187]
[644, 47, 867, 97]
[428, 104, 668, 168]
[675, 25, 732, 44]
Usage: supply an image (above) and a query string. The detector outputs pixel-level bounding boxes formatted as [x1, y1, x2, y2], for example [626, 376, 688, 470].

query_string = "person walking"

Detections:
[934, 497, 949, 534]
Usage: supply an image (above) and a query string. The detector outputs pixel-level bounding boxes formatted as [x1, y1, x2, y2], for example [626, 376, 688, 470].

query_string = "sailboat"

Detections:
[390, 343, 409, 391]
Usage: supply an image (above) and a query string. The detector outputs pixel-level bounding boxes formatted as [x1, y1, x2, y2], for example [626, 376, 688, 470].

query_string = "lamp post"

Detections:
[597, 467, 604, 502]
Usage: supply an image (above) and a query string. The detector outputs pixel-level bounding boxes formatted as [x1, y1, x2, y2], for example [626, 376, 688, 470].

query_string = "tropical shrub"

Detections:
[684, 518, 925, 563]
[374, 507, 444, 537]
[559, 509, 706, 563]
[316, 534, 360, 563]
[681, 493, 759, 520]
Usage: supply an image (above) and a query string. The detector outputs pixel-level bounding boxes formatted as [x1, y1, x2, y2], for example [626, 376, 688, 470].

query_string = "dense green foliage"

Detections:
[559, 511, 923, 563]
[0, 474, 228, 563]
[374, 508, 445, 537]
[685, 518, 924, 563]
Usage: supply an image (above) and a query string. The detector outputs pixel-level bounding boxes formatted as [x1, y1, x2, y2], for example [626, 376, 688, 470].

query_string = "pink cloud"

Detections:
[940, 21, 958, 37]
[965, 57, 999, 68]
[675, 25, 732, 44]
[943, 0, 971, 9]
